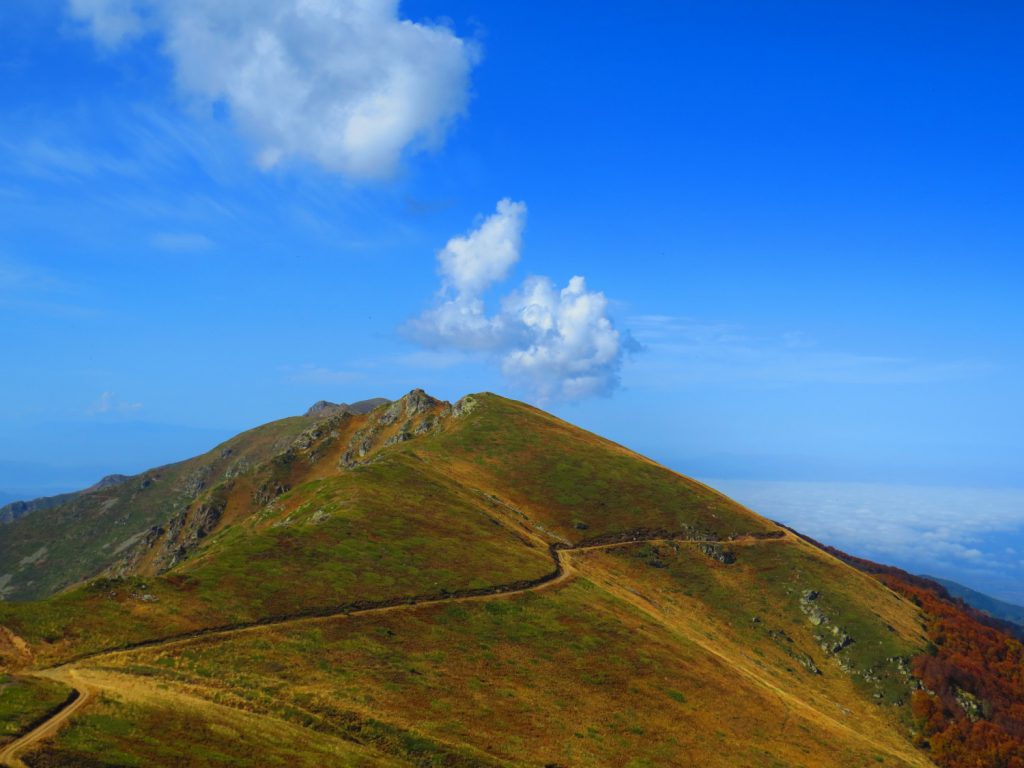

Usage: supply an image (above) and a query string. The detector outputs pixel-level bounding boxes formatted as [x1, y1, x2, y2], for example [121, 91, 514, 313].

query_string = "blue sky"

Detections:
[1, 2, 1022, 600]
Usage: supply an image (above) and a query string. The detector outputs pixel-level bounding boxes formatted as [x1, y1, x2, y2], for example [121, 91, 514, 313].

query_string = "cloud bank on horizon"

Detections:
[712, 479, 1024, 605]
[409, 199, 631, 401]
[68, 0, 477, 178]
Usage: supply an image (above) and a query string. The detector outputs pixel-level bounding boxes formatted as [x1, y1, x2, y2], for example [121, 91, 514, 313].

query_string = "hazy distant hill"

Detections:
[0, 491, 78, 525]
[925, 575, 1024, 627]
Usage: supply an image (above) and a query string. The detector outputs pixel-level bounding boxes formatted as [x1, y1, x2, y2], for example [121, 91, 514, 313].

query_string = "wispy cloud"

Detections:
[282, 364, 365, 386]
[0, 257, 94, 318]
[1, 137, 141, 182]
[87, 391, 143, 415]
[150, 231, 213, 253]
[406, 199, 633, 401]
[68, 0, 479, 179]
[629, 314, 990, 386]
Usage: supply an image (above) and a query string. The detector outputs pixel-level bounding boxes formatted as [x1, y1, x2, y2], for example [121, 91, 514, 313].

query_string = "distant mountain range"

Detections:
[924, 575, 1024, 628]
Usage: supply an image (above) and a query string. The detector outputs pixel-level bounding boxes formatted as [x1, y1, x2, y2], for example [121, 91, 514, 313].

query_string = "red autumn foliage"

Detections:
[784, 527, 1024, 768]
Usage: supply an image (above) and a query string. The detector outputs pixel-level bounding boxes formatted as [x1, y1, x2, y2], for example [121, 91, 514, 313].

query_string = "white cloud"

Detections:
[68, 0, 478, 179]
[709, 478, 1024, 603]
[501, 276, 624, 400]
[628, 315, 991, 386]
[88, 391, 144, 415]
[68, 0, 144, 48]
[409, 200, 629, 401]
[439, 198, 525, 296]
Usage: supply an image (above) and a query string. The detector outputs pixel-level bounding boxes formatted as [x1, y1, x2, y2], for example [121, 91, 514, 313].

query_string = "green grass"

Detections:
[603, 537, 923, 706]
[419, 394, 777, 543]
[82, 570, 926, 768]
[0, 674, 72, 744]
[0, 392, 933, 767]
[0, 416, 316, 602]
[0, 451, 552, 665]
[24, 695, 406, 768]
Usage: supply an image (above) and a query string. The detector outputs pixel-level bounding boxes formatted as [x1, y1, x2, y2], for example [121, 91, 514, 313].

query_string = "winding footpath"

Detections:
[0, 674, 94, 768]
[0, 532, 782, 767]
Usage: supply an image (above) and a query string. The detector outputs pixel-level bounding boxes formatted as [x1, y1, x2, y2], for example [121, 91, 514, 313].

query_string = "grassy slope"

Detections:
[422, 395, 778, 544]
[60, 542, 929, 768]
[0, 675, 72, 746]
[0, 453, 552, 665]
[0, 392, 934, 766]
[0, 416, 316, 602]
[23, 670, 406, 768]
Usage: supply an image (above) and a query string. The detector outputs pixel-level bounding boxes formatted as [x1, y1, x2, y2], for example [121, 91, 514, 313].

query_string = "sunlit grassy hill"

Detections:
[0, 391, 939, 767]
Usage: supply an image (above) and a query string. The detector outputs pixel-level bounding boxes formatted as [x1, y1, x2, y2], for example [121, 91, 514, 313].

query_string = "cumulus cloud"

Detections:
[409, 199, 630, 401]
[68, 0, 478, 178]
[439, 198, 525, 297]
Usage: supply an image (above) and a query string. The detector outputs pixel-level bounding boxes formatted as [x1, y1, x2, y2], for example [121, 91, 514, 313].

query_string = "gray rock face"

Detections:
[697, 542, 736, 564]
[338, 389, 450, 470]
[182, 466, 212, 499]
[799, 589, 857, 660]
[305, 400, 343, 418]
[800, 590, 830, 626]
[92, 474, 130, 490]
[304, 397, 391, 419]
[954, 686, 989, 721]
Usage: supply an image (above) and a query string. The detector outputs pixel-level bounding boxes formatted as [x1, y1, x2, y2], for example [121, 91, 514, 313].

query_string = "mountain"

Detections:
[0, 476, 131, 526]
[924, 575, 1024, 628]
[0, 493, 76, 526]
[304, 397, 390, 418]
[0, 412, 327, 601]
[0, 390, 1019, 768]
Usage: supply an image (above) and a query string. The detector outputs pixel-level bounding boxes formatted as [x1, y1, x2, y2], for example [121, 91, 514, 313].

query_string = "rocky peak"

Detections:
[305, 400, 345, 418]
[305, 397, 391, 419]
[90, 474, 131, 491]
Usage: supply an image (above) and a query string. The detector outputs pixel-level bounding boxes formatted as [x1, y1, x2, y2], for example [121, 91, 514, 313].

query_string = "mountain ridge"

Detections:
[0, 390, 1019, 767]
[922, 575, 1024, 629]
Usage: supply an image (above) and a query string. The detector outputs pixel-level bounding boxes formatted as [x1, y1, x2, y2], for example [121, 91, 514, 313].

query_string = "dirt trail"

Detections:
[0, 532, 786, 767]
[571, 545, 935, 768]
[0, 672, 94, 768]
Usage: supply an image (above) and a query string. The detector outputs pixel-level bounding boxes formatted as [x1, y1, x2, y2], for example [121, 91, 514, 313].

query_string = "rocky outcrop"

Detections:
[182, 466, 213, 499]
[453, 394, 479, 417]
[697, 542, 736, 564]
[338, 389, 451, 470]
[304, 397, 390, 418]
[306, 400, 345, 418]
[90, 474, 131, 491]
[799, 590, 829, 626]
[799, 590, 856, 658]
[154, 494, 228, 571]
[954, 686, 990, 722]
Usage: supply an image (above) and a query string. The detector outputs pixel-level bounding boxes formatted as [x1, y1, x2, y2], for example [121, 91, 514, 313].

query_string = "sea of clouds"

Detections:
[709, 478, 1024, 605]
